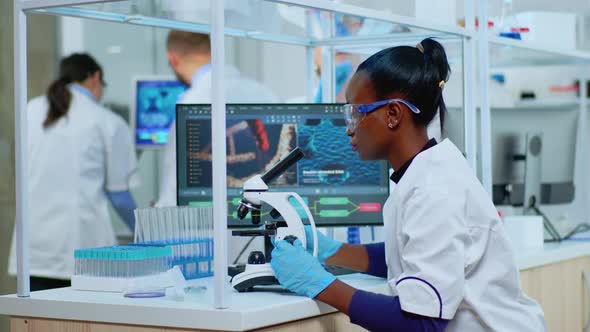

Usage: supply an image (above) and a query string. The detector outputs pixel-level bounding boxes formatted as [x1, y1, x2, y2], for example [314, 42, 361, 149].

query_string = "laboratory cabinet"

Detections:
[520, 256, 590, 332]
[9, 313, 366, 332]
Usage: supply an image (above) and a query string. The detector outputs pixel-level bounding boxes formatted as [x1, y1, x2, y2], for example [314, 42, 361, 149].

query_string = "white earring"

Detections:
[388, 123, 394, 129]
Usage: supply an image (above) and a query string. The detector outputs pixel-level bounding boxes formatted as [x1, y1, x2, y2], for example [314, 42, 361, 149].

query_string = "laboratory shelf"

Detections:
[447, 99, 583, 111]
[313, 32, 462, 50]
[327, 37, 465, 67]
[509, 99, 583, 110]
[327, 34, 590, 69]
[489, 35, 590, 67]
[339, 33, 590, 70]
[30, 6, 312, 46]
[272, 0, 471, 38]
[23, 0, 472, 48]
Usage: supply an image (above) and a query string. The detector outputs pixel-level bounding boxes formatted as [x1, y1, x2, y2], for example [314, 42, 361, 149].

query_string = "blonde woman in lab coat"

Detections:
[270, 39, 547, 331]
[9, 53, 139, 291]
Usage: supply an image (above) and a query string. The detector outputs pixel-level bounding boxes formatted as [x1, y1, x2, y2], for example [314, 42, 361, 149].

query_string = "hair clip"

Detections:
[416, 42, 425, 54]
[439, 80, 445, 90]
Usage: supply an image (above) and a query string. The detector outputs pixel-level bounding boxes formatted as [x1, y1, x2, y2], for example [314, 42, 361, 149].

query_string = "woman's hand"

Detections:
[305, 226, 372, 273]
[304, 225, 343, 264]
[270, 239, 336, 298]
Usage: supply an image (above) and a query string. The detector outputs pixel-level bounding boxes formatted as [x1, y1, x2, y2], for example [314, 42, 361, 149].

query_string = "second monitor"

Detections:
[132, 77, 188, 148]
[491, 107, 578, 206]
[176, 104, 390, 227]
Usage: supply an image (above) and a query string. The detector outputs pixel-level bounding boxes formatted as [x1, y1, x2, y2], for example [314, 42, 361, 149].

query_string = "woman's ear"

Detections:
[386, 101, 403, 129]
[81, 71, 101, 90]
[87, 71, 101, 86]
[167, 51, 179, 69]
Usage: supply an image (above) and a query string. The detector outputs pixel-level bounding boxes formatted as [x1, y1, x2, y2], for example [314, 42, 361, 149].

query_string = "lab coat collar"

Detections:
[191, 63, 212, 87]
[390, 138, 438, 184]
[68, 84, 97, 103]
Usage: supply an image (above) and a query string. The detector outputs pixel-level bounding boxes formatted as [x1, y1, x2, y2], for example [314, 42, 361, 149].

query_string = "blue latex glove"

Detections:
[304, 225, 343, 264]
[271, 239, 337, 298]
[107, 191, 136, 231]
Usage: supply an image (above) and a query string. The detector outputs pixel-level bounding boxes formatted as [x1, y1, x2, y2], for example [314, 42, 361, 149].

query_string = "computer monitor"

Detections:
[176, 104, 390, 228]
[131, 77, 188, 148]
[491, 106, 578, 206]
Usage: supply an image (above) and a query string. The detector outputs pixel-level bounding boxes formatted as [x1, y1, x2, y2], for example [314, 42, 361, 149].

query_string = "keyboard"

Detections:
[228, 264, 358, 277]
[324, 265, 359, 276]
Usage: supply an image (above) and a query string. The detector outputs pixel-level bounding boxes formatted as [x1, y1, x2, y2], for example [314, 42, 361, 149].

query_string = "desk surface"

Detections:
[0, 274, 389, 331]
[515, 240, 590, 270]
[2, 240, 590, 331]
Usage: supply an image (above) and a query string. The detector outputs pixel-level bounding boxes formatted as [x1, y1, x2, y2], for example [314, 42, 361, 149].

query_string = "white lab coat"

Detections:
[383, 139, 546, 331]
[9, 87, 139, 280]
[157, 65, 278, 207]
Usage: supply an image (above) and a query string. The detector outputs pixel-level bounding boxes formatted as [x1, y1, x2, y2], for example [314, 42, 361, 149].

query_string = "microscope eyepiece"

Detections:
[260, 147, 304, 184]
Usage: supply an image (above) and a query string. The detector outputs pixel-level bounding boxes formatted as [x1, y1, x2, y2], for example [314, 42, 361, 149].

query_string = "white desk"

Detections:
[515, 240, 590, 270]
[0, 274, 388, 331]
[2, 241, 590, 331]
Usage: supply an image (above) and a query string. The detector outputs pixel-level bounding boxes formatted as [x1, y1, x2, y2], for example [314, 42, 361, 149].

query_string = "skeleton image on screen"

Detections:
[186, 119, 297, 188]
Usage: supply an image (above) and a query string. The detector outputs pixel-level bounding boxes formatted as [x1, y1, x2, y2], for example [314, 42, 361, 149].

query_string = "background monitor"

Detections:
[491, 106, 578, 206]
[132, 77, 188, 148]
[176, 104, 390, 228]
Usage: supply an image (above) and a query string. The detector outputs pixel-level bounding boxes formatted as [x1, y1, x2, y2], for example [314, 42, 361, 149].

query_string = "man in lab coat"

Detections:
[157, 30, 278, 208]
[158, 31, 278, 265]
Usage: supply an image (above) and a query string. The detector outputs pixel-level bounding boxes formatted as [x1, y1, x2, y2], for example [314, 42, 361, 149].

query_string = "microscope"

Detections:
[230, 147, 319, 292]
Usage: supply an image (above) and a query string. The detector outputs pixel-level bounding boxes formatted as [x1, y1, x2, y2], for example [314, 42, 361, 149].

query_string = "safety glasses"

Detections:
[343, 98, 421, 133]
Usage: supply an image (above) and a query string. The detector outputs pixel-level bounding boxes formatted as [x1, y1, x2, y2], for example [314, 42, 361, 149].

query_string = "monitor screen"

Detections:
[176, 104, 390, 227]
[133, 78, 188, 148]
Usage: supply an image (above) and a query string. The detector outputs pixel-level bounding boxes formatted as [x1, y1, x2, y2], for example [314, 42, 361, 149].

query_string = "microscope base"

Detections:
[231, 263, 279, 292]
